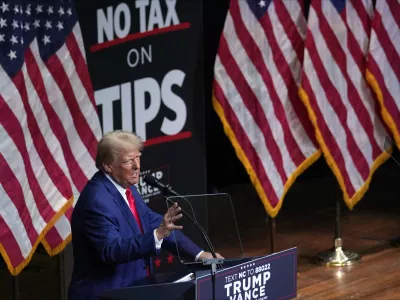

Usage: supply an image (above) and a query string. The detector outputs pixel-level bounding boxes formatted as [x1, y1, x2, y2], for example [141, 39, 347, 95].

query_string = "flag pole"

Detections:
[12, 274, 19, 300]
[58, 252, 66, 300]
[313, 191, 361, 266]
[268, 216, 276, 254]
[383, 137, 400, 248]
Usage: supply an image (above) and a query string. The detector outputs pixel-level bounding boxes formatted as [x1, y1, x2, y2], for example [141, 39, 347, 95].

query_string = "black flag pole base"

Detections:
[314, 238, 361, 267]
[391, 236, 400, 247]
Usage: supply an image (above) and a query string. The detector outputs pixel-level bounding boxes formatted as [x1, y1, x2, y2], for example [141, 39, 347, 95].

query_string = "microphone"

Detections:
[143, 175, 218, 259]
[143, 174, 180, 197]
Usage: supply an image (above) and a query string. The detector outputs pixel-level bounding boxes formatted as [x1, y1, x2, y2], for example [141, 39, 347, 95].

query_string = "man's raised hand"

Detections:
[156, 202, 183, 240]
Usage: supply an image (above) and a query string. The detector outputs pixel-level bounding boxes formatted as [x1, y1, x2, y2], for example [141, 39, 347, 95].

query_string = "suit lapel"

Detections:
[97, 172, 141, 235]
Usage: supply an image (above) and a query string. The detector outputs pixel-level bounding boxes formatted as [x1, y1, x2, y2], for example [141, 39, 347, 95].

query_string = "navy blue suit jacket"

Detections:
[68, 171, 202, 299]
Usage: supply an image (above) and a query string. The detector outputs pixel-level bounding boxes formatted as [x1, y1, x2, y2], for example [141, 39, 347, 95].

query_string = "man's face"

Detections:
[105, 147, 141, 188]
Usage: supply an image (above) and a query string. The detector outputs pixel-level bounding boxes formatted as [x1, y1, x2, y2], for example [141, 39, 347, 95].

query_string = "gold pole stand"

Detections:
[314, 238, 361, 267]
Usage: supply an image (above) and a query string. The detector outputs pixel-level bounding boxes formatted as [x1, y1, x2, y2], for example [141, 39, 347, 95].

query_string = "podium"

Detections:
[100, 248, 297, 300]
[100, 193, 297, 299]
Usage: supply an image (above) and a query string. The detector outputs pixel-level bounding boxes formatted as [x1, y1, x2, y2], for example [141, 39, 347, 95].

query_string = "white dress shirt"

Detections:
[104, 173, 204, 260]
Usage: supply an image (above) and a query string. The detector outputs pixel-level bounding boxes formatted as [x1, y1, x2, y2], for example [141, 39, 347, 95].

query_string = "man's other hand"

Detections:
[198, 251, 224, 261]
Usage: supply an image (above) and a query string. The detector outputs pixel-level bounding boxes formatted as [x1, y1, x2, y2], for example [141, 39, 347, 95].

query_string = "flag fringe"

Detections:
[0, 196, 74, 276]
[366, 69, 400, 148]
[41, 234, 72, 256]
[298, 86, 392, 210]
[212, 92, 321, 218]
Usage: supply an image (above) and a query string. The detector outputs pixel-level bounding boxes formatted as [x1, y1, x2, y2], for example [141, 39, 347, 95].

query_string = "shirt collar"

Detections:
[104, 172, 128, 199]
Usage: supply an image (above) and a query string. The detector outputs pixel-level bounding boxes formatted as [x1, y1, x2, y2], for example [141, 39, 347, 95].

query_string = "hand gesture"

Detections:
[156, 202, 183, 240]
[198, 251, 224, 261]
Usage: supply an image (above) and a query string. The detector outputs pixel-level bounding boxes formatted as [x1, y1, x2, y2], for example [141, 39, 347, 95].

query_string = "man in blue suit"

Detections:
[68, 130, 221, 299]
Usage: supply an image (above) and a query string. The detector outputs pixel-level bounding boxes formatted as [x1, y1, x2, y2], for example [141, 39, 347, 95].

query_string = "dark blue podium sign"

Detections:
[196, 248, 297, 300]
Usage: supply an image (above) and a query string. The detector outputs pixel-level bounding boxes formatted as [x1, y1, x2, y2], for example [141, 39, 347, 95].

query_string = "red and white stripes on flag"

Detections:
[299, 0, 390, 210]
[0, 21, 101, 275]
[41, 24, 102, 256]
[213, 0, 320, 218]
[366, 0, 400, 148]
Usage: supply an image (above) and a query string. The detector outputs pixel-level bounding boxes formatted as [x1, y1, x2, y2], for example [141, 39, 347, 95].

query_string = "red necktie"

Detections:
[125, 189, 143, 233]
[125, 189, 150, 276]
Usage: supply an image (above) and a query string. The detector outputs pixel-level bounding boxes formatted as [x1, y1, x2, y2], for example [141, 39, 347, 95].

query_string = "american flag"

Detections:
[366, 0, 400, 148]
[213, 0, 320, 217]
[0, 0, 102, 275]
[298, 0, 390, 209]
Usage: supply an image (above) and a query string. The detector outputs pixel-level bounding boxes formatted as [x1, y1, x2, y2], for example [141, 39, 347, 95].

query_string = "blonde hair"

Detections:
[95, 130, 144, 170]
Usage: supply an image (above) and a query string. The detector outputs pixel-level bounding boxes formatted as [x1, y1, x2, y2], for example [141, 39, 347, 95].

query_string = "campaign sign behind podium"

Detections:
[196, 248, 297, 300]
[75, 0, 207, 274]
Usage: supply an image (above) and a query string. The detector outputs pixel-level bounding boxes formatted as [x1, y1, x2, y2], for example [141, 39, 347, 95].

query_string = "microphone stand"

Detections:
[161, 185, 223, 300]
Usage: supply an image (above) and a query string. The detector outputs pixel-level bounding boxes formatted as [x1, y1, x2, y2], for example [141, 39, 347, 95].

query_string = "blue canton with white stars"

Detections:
[246, 0, 272, 20]
[0, 0, 78, 78]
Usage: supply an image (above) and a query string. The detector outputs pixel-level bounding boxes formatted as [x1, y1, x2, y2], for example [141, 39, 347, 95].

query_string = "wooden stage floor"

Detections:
[221, 177, 400, 300]
[239, 208, 400, 299]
